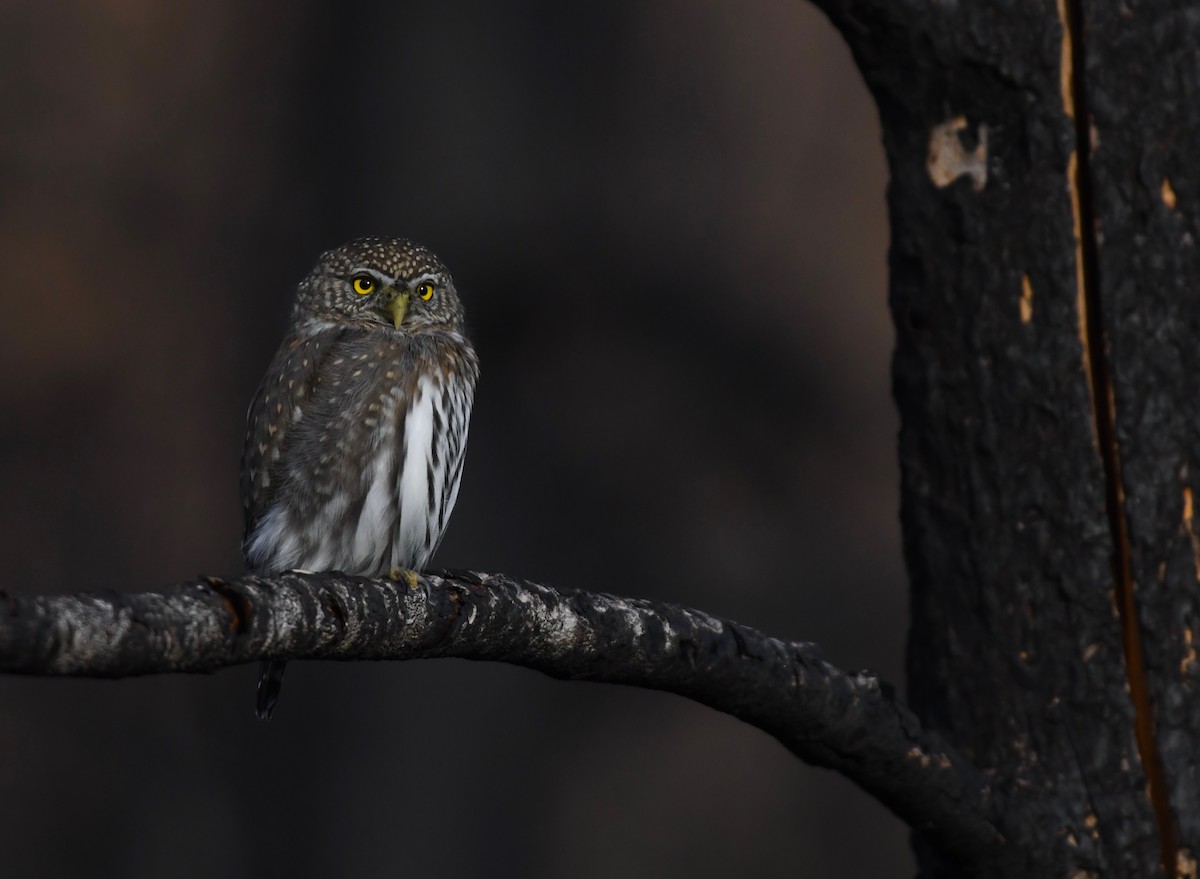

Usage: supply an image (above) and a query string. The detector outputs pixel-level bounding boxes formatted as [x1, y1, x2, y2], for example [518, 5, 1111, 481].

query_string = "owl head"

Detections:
[293, 237, 465, 332]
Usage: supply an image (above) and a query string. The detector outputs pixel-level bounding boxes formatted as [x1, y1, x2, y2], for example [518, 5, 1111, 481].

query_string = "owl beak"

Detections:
[386, 291, 410, 328]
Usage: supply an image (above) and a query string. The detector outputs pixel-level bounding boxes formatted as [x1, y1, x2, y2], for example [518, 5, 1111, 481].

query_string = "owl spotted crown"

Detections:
[293, 237, 466, 332]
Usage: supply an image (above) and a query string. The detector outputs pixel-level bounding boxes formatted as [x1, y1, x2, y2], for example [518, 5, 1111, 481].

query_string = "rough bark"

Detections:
[0, 569, 1007, 870]
[1082, 3, 1200, 874]
[808, 0, 1177, 875]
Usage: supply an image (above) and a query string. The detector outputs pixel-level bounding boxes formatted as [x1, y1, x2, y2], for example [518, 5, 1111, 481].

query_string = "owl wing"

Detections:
[240, 325, 347, 544]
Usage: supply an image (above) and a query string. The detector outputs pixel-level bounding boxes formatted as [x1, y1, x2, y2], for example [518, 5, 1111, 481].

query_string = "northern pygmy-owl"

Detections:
[241, 237, 479, 718]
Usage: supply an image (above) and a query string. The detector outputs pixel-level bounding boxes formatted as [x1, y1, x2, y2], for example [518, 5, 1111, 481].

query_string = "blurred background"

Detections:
[0, 1, 903, 876]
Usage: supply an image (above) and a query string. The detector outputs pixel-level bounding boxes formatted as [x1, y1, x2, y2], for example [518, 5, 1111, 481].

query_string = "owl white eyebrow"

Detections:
[408, 272, 440, 288]
[349, 268, 394, 285]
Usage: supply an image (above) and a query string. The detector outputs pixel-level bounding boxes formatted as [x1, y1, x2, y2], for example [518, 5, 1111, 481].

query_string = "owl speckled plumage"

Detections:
[241, 237, 479, 718]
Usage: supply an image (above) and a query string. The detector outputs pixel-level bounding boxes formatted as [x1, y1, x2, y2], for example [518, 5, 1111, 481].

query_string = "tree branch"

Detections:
[0, 570, 1012, 870]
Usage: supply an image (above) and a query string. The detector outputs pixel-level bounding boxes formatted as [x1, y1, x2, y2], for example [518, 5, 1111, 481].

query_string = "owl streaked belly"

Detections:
[244, 366, 474, 577]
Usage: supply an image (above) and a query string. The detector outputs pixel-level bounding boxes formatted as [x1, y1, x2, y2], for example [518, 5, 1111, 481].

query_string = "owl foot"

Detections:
[389, 567, 420, 588]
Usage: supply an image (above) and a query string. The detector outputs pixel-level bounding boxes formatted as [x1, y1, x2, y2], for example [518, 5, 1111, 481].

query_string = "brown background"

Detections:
[0, 1, 906, 875]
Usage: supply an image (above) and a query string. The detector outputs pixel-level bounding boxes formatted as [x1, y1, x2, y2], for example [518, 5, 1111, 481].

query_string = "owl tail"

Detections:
[256, 660, 287, 720]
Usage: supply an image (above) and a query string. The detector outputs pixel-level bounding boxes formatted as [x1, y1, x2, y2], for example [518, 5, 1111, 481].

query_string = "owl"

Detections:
[241, 237, 479, 718]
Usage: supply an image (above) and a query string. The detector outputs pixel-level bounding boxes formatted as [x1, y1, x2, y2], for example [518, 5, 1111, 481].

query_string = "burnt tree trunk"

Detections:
[815, 0, 1198, 876]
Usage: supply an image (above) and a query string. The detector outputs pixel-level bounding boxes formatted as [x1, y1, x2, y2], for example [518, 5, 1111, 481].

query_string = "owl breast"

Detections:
[243, 329, 477, 577]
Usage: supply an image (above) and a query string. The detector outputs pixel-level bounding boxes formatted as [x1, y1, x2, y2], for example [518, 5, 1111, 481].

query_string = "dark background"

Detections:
[0, 1, 905, 875]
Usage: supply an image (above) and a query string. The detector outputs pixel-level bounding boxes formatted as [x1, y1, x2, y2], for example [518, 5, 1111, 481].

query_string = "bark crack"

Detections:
[1060, 0, 1178, 871]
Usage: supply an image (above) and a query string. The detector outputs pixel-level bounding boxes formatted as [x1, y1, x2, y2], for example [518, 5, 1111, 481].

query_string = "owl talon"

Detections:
[389, 567, 420, 588]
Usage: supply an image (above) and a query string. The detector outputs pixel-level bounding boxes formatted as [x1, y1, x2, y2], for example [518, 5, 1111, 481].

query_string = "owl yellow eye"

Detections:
[352, 276, 376, 295]
[417, 282, 435, 301]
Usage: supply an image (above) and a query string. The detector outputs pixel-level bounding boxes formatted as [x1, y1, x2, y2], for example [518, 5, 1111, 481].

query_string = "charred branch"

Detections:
[0, 570, 1010, 871]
